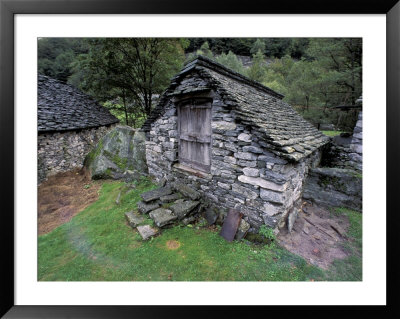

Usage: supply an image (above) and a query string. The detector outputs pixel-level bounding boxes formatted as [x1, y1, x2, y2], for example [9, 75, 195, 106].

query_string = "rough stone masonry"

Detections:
[37, 74, 119, 183]
[142, 56, 329, 234]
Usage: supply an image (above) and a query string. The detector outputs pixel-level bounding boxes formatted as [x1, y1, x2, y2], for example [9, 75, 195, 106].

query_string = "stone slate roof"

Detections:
[38, 74, 119, 132]
[143, 56, 329, 161]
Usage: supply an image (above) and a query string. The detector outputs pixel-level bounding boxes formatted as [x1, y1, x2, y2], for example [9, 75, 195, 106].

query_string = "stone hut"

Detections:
[142, 56, 329, 232]
[323, 97, 362, 171]
[38, 74, 119, 183]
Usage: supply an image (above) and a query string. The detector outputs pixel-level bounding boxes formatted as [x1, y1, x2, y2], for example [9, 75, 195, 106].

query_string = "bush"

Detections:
[259, 225, 276, 241]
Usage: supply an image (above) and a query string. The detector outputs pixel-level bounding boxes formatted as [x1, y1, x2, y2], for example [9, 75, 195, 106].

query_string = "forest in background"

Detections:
[38, 38, 362, 131]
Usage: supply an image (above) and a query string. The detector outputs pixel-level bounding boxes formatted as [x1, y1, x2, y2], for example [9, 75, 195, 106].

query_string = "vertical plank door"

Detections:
[178, 98, 212, 172]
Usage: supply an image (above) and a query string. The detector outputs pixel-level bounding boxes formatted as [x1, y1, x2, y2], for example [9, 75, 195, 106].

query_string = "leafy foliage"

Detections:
[38, 38, 88, 82]
[246, 50, 266, 82]
[69, 38, 188, 126]
[250, 39, 266, 55]
[215, 51, 246, 74]
[260, 38, 362, 130]
[258, 225, 276, 241]
[38, 37, 361, 130]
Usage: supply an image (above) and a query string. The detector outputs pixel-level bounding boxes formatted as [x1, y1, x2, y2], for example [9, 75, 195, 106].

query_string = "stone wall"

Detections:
[322, 111, 362, 171]
[38, 124, 115, 184]
[349, 111, 362, 165]
[145, 75, 322, 233]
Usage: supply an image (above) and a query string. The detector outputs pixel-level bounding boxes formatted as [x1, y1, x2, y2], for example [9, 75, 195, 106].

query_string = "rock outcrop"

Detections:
[303, 167, 362, 211]
[84, 126, 148, 181]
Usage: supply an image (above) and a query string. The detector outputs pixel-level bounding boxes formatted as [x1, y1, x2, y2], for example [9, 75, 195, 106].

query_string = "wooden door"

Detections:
[178, 98, 212, 172]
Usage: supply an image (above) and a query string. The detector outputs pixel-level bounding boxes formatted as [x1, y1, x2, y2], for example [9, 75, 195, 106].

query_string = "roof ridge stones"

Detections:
[38, 74, 119, 132]
[181, 55, 284, 99]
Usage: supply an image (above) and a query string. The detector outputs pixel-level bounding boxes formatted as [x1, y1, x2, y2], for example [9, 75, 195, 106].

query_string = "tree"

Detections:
[264, 38, 292, 58]
[306, 38, 362, 105]
[246, 49, 266, 82]
[197, 41, 214, 59]
[70, 38, 188, 125]
[285, 59, 321, 110]
[288, 38, 309, 59]
[250, 39, 266, 55]
[38, 38, 88, 82]
[215, 51, 245, 74]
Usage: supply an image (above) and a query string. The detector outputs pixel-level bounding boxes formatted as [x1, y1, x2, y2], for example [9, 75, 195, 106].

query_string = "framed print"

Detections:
[1, 0, 399, 317]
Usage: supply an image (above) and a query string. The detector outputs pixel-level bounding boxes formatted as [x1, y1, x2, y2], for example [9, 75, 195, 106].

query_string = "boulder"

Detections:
[303, 167, 362, 211]
[125, 211, 145, 228]
[149, 208, 177, 227]
[137, 225, 159, 240]
[85, 126, 148, 181]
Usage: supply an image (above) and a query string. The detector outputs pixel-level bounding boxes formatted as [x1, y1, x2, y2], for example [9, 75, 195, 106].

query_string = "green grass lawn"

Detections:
[323, 207, 362, 281]
[38, 179, 361, 281]
[322, 130, 343, 137]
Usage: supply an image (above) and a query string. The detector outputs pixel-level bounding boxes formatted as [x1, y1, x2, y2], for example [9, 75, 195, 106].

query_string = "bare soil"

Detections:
[166, 240, 181, 250]
[277, 202, 350, 269]
[38, 169, 101, 235]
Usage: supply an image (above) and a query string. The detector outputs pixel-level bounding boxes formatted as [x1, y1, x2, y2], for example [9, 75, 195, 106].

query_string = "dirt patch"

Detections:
[38, 168, 101, 235]
[277, 202, 350, 269]
[166, 240, 181, 250]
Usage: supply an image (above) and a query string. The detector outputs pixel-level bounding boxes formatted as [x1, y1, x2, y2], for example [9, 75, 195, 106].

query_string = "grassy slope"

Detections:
[323, 208, 362, 281]
[38, 180, 361, 281]
[322, 130, 343, 137]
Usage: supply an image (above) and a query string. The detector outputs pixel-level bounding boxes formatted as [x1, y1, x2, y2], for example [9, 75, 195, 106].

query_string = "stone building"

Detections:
[349, 107, 363, 169]
[142, 56, 329, 232]
[38, 74, 119, 183]
[322, 97, 362, 171]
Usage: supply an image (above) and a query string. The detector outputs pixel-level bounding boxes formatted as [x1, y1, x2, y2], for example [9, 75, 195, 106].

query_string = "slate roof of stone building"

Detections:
[142, 55, 329, 161]
[38, 74, 119, 132]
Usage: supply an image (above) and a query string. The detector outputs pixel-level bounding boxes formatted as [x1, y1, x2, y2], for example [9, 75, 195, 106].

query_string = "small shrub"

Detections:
[259, 225, 276, 241]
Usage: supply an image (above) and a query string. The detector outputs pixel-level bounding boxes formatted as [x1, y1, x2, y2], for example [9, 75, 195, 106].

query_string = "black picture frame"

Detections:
[1, 0, 399, 317]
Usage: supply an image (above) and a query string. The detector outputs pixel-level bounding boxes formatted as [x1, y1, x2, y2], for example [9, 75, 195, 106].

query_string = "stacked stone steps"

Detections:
[125, 183, 203, 240]
[125, 183, 253, 242]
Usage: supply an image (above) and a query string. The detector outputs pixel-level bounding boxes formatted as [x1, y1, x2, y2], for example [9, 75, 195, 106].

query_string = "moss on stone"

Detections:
[319, 175, 347, 193]
[103, 149, 129, 171]
[352, 171, 362, 179]
[85, 138, 103, 167]
[129, 141, 134, 153]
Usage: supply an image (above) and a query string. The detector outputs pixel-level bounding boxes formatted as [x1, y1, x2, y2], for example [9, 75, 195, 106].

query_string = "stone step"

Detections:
[170, 200, 200, 220]
[149, 208, 177, 227]
[160, 193, 182, 203]
[141, 186, 172, 203]
[137, 225, 159, 240]
[125, 211, 145, 228]
[137, 201, 160, 214]
[171, 182, 200, 200]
